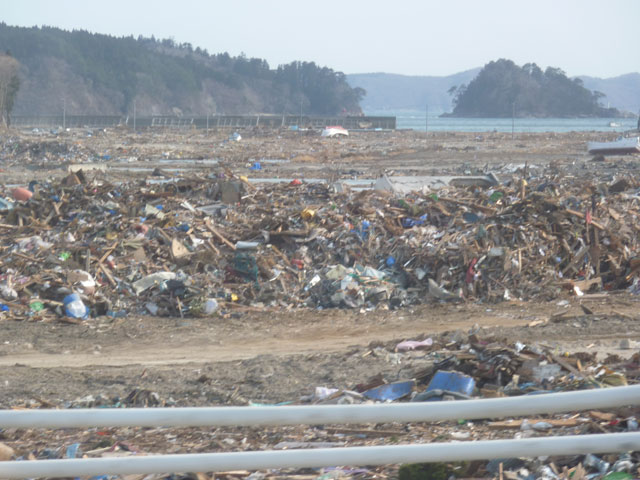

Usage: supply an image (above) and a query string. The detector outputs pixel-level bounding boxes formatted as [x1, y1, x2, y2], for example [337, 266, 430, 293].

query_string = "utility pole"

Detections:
[511, 102, 515, 140]
[133, 100, 136, 132]
[206, 113, 209, 135]
[425, 104, 428, 134]
[62, 98, 66, 130]
[299, 65, 303, 127]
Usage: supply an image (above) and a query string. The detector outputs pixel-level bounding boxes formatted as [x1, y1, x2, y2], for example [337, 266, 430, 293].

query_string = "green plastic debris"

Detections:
[429, 193, 439, 201]
[30, 301, 45, 312]
[602, 473, 634, 480]
[489, 191, 504, 202]
[59, 251, 71, 261]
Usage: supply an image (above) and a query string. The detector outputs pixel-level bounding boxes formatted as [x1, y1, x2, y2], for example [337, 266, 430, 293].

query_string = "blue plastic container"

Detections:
[63, 293, 89, 320]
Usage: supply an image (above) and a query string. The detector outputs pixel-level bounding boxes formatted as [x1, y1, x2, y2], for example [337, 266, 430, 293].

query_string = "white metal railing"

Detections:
[2, 385, 639, 429]
[0, 385, 638, 478]
[2, 433, 640, 478]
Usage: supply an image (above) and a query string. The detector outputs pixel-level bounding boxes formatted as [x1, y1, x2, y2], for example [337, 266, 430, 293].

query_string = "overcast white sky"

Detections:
[3, 0, 639, 78]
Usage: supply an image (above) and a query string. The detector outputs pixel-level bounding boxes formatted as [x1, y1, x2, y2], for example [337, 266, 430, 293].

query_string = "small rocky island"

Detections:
[444, 59, 620, 118]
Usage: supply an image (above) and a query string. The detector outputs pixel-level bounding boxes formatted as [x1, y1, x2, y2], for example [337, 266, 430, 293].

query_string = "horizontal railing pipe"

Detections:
[1, 433, 639, 478]
[1, 385, 639, 429]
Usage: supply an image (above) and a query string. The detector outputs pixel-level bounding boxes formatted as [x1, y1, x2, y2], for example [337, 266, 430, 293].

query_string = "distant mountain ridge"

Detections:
[348, 69, 640, 115]
[579, 73, 640, 115]
[347, 69, 480, 114]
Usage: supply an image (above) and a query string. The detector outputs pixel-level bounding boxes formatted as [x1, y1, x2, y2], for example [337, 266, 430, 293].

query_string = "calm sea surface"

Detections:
[365, 109, 638, 133]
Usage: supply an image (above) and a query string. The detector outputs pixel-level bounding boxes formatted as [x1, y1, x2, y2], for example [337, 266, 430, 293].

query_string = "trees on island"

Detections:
[447, 59, 618, 117]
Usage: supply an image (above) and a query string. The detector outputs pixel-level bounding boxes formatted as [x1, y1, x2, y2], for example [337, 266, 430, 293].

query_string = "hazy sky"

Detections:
[3, 0, 639, 78]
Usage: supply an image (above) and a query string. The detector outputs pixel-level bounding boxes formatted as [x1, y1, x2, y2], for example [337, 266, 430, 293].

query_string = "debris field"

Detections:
[1, 127, 640, 479]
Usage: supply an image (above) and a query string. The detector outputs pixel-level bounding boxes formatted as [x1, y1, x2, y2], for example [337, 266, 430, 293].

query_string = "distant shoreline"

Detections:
[439, 112, 636, 119]
[372, 112, 639, 133]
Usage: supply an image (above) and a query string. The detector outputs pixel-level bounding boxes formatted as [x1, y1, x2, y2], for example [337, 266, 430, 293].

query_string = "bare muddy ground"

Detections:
[0, 295, 639, 406]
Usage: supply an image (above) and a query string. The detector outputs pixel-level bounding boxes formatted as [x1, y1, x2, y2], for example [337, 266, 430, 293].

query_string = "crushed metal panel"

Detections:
[374, 173, 499, 194]
[587, 137, 640, 155]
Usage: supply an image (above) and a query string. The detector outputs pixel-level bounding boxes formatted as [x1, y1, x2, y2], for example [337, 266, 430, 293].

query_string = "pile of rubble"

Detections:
[1, 164, 639, 320]
[2, 326, 640, 479]
[301, 327, 640, 479]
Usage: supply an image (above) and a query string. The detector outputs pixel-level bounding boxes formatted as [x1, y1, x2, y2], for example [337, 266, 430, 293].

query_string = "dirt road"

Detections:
[1, 296, 638, 407]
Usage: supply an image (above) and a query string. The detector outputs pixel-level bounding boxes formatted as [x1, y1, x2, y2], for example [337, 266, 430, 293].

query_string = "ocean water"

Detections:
[365, 109, 639, 133]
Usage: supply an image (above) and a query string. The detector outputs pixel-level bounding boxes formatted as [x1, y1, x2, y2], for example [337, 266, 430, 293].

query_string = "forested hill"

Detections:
[0, 23, 365, 116]
[446, 59, 619, 118]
